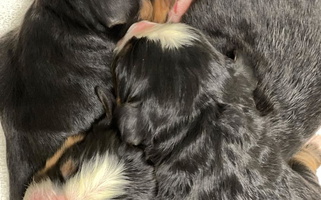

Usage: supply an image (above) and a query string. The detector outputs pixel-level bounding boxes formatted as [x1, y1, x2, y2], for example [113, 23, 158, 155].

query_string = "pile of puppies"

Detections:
[1, 0, 321, 199]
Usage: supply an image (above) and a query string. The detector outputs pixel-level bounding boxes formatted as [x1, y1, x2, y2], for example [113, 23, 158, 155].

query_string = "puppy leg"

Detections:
[152, 0, 175, 23]
[140, 0, 154, 21]
[290, 135, 321, 175]
[139, 0, 176, 23]
[139, 0, 191, 23]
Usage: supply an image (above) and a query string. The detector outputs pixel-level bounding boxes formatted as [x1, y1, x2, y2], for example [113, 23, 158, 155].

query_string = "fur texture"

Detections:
[113, 22, 321, 199]
[25, 154, 129, 200]
[0, 0, 149, 199]
[180, 0, 321, 160]
[290, 135, 321, 174]
[116, 21, 200, 52]
[23, 112, 155, 200]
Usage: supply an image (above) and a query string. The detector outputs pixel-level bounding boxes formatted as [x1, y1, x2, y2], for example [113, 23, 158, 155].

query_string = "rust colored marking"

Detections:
[291, 143, 321, 173]
[152, 0, 175, 23]
[60, 159, 77, 179]
[140, 0, 154, 20]
[116, 97, 122, 106]
[139, 0, 176, 23]
[34, 134, 85, 180]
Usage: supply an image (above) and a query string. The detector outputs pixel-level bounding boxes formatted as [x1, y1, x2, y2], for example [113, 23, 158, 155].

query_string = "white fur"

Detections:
[115, 21, 200, 53]
[24, 153, 129, 200]
[23, 179, 63, 200]
[64, 153, 129, 200]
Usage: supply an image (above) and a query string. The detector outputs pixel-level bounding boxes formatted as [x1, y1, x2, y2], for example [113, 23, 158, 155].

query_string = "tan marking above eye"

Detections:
[33, 133, 85, 181]
[116, 97, 122, 105]
[60, 159, 78, 179]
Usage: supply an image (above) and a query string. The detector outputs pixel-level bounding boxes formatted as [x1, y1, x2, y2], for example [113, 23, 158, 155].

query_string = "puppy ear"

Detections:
[95, 87, 112, 120]
[115, 104, 145, 146]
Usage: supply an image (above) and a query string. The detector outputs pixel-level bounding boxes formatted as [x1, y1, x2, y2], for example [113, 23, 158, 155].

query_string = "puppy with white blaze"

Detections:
[23, 91, 156, 200]
[113, 21, 321, 199]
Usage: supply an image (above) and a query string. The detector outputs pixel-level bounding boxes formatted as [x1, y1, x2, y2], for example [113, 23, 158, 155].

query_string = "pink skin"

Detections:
[23, 184, 67, 200]
[128, 20, 156, 34]
[116, 0, 193, 49]
[116, 20, 157, 51]
[117, 0, 193, 50]
[24, 191, 66, 200]
[167, 0, 194, 23]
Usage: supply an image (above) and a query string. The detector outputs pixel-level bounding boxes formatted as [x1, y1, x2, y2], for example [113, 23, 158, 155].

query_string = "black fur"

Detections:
[32, 110, 156, 200]
[181, 0, 321, 160]
[0, 0, 142, 199]
[113, 23, 321, 199]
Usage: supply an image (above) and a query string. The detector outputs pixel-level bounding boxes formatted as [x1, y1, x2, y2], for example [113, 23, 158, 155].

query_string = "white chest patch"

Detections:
[24, 153, 129, 200]
[115, 21, 200, 53]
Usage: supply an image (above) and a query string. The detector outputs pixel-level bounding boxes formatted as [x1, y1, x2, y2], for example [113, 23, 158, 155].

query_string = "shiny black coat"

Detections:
[0, 0, 141, 199]
[113, 23, 321, 199]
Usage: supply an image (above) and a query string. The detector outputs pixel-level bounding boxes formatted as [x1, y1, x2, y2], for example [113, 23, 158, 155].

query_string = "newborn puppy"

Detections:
[172, 0, 321, 161]
[0, 0, 157, 199]
[113, 21, 321, 199]
[23, 90, 155, 200]
[149, 0, 321, 162]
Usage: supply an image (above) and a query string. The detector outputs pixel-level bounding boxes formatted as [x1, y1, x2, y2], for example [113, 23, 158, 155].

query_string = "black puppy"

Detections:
[171, 0, 321, 161]
[22, 90, 155, 200]
[113, 21, 321, 199]
[0, 0, 156, 199]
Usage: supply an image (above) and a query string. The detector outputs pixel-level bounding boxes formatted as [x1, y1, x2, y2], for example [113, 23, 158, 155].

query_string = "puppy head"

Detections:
[113, 22, 232, 147]
[24, 122, 130, 200]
